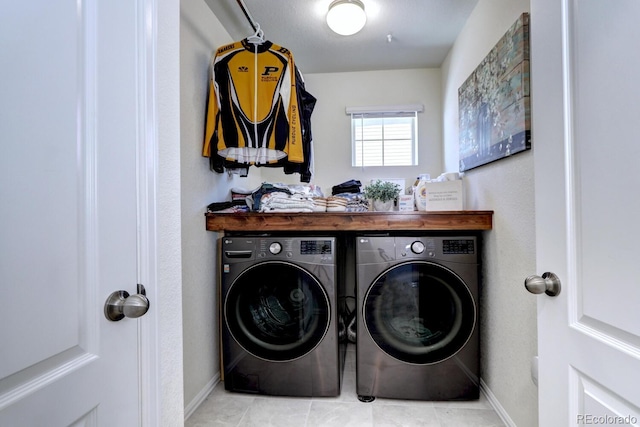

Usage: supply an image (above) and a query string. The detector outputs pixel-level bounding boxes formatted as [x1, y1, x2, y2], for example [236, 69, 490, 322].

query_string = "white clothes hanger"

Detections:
[246, 23, 265, 45]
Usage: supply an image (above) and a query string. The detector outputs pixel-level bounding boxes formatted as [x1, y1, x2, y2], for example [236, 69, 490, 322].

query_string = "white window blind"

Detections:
[347, 105, 422, 167]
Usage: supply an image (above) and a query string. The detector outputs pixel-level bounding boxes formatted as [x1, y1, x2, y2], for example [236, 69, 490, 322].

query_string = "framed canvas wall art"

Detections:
[458, 13, 531, 172]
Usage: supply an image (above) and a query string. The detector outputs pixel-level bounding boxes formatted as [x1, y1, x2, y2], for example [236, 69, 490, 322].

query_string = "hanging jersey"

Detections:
[209, 65, 317, 183]
[203, 40, 304, 165]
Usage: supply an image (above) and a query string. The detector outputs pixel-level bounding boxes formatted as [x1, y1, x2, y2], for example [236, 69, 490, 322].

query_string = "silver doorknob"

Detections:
[104, 284, 150, 321]
[524, 272, 561, 297]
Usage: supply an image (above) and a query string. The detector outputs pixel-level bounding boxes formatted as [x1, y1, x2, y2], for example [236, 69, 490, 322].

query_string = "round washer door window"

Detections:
[364, 261, 476, 365]
[225, 261, 330, 361]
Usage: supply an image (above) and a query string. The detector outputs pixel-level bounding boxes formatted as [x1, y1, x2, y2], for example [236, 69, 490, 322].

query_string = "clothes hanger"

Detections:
[246, 24, 265, 45]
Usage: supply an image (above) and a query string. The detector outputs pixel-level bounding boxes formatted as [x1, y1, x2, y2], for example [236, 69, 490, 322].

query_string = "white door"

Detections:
[0, 1, 151, 425]
[530, 0, 640, 425]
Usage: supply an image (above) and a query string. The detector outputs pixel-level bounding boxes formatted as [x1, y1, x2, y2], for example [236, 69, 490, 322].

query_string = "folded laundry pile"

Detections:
[304, 194, 367, 212]
[311, 197, 327, 212]
[259, 192, 316, 213]
[333, 193, 369, 212]
[326, 196, 348, 212]
[207, 180, 371, 214]
[329, 180, 368, 212]
[255, 183, 324, 213]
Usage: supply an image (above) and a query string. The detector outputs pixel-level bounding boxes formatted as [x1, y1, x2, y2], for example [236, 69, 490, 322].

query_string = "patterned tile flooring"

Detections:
[186, 346, 505, 427]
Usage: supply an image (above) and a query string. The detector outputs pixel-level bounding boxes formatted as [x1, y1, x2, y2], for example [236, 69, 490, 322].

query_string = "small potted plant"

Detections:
[363, 180, 401, 211]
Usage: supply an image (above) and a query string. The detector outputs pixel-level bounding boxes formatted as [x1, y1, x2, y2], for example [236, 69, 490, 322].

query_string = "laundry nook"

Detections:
[4, 0, 638, 425]
[186, 0, 526, 425]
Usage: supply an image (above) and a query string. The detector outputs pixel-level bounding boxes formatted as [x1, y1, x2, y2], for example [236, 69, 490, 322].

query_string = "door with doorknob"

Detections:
[0, 1, 151, 424]
[530, 0, 640, 425]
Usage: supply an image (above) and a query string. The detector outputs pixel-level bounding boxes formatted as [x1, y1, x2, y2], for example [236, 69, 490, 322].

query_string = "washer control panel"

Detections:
[248, 237, 335, 263]
[300, 240, 332, 255]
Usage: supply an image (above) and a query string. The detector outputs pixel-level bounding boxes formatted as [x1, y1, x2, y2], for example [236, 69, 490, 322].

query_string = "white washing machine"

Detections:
[220, 235, 346, 397]
[356, 235, 480, 401]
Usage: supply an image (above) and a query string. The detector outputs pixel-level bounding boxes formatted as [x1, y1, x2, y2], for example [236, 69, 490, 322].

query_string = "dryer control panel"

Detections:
[356, 236, 477, 264]
[396, 236, 477, 263]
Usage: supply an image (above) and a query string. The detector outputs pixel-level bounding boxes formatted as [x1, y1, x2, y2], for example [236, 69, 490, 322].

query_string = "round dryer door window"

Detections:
[364, 261, 476, 365]
[225, 261, 330, 361]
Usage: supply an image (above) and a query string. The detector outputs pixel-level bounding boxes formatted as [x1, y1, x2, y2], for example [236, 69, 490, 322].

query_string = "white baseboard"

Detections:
[184, 373, 220, 421]
[480, 378, 516, 427]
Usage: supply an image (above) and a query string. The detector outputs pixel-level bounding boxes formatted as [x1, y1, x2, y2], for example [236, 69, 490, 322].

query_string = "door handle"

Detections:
[104, 284, 150, 321]
[524, 272, 561, 297]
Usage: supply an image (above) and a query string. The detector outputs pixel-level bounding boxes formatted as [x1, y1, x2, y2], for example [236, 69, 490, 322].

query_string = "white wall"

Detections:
[179, 1, 263, 414]
[441, 1, 537, 426]
[260, 69, 443, 193]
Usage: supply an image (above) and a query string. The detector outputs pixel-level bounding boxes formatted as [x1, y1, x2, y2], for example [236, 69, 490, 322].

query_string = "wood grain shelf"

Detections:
[205, 210, 493, 232]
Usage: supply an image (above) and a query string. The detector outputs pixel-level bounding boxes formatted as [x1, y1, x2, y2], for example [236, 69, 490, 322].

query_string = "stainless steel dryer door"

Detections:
[363, 261, 476, 364]
[225, 261, 331, 361]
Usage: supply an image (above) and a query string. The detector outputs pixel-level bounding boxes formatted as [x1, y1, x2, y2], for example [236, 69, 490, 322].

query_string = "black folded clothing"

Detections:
[207, 199, 247, 212]
[332, 179, 362, 195]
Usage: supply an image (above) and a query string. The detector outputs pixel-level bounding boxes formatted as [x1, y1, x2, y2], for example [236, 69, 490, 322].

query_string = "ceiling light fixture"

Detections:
[326, 0, 367, 36]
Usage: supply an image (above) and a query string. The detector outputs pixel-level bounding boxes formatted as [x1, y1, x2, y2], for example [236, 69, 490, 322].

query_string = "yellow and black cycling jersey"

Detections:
[203, 39, 304, 165]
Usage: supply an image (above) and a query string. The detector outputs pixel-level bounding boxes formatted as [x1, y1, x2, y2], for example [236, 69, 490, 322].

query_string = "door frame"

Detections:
[138, 0, 160, 423]
[135, 0, 178, 424]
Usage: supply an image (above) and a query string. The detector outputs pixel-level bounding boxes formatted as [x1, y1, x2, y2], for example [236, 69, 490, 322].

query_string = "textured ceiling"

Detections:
[203, 0, 479, 74]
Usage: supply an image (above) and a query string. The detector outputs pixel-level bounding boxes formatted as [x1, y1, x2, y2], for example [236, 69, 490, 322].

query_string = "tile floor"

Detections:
[186, 345, 506, 427]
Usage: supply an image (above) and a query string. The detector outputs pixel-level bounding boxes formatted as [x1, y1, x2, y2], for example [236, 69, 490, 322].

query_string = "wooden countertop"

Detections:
[205, 210, 493, 232]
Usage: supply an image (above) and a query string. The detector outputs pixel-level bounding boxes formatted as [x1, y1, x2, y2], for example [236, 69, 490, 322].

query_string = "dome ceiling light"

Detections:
[326, 0, 367, 36]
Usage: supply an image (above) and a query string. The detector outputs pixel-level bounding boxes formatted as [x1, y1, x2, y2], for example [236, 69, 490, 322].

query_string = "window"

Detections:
[348, 105, 422, 167]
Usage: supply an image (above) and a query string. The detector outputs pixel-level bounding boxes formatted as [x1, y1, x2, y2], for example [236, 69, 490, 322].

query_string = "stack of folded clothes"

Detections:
[259, 192, 316, 213]
[231, 187, 253, 204]
[333, 193, 369, 212]
[243, 183, 324, 212]
[329, 179, 369, 211]
[311, 197, 327, 212]
[326, 196, 348, 212]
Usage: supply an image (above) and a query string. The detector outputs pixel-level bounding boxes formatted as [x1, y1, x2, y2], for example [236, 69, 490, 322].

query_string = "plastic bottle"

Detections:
[413, 174, 430, 211]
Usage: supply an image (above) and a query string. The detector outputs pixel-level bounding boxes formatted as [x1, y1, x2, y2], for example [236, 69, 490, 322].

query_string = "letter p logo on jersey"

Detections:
[262, 66, 279, 76]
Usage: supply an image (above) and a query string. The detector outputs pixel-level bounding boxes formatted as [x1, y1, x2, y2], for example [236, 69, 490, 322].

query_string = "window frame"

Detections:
[346, 104, 423, 168]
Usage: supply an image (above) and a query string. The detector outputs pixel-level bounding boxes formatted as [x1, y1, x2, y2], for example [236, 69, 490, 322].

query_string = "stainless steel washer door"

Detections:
[225, 261, 331, 362]
[363, 261, 476, 365]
